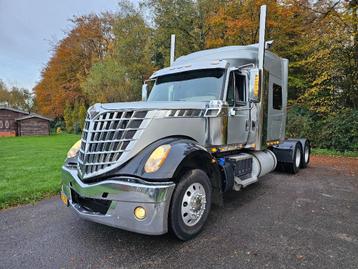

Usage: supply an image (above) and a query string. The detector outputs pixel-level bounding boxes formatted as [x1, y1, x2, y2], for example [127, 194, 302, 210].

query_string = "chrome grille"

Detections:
[78, 110, 148, 179]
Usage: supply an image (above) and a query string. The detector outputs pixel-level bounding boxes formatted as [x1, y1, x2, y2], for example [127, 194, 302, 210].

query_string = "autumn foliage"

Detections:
[29, 0, 357, 150]
[34, 15, 113, 118]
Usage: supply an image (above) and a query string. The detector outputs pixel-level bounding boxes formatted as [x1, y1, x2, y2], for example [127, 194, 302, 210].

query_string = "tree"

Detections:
[147, 0, 221, 67]
[34, 14, 113, 118]
[82, 1, 153, 103]
[0, 80, 33, 111]
[296, 0, 358, 113]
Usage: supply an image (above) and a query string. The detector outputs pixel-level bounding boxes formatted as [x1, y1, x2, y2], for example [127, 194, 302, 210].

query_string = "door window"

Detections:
[235, 74, 246, 103]
[0, 120, 3, 128]
[226, 72, 235, 106]
[226, 71, 247, 106]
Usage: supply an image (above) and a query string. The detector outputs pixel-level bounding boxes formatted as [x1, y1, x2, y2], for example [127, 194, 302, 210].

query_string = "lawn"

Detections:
[311, 148, 358, 158]
[0, 134, 356, 210]
[0, 134, 80, 209]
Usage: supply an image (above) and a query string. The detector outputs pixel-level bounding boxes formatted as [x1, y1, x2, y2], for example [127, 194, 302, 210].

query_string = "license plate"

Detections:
[61, 192, 69, 206]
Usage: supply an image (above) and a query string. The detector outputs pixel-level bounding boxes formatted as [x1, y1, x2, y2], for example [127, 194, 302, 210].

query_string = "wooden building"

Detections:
[0, 107, 52, 137]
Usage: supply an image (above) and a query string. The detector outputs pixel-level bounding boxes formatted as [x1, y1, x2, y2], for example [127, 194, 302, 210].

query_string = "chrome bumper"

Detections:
[61, 166, 175, 235]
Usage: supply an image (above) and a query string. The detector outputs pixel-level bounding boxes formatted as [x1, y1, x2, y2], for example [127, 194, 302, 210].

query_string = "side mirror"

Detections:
[248, 68, 260, 103]
[142, 84, 148, 101]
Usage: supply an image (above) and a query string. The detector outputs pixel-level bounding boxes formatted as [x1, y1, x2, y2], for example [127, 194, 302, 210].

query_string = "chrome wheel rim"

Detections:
[295, 147, 301, 168]
[181, 183, 206, 227]
[304, 145, 309, 163]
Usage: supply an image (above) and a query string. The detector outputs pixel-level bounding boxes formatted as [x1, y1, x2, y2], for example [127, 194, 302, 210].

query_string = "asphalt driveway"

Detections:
[1, 156, 357, 269]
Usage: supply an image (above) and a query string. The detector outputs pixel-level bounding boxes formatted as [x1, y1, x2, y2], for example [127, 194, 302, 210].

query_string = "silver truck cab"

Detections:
[61, 6, 310, 241]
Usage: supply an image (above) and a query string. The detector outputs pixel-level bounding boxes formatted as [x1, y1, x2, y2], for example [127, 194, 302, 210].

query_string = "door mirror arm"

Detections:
[249, 97, 260, 104]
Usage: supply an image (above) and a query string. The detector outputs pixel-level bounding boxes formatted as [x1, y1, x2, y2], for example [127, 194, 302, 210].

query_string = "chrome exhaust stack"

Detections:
[170, 34, 176, 66]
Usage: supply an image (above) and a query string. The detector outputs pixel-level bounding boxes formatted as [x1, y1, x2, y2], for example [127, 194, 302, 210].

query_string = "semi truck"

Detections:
[61, 5, 310, 241]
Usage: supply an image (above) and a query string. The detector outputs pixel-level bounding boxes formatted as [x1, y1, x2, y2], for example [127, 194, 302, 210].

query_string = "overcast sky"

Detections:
[0, 0, 122, 90]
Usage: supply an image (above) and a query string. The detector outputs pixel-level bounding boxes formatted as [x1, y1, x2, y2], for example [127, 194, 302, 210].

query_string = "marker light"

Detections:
[67, 140, 81, 158]
[144, 144, 171, 173]
[134, 206, 146, 220]
[254, 74, 260, 98]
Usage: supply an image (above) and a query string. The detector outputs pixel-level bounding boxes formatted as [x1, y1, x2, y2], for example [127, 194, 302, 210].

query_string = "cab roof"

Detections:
[151, 44, 286, 79]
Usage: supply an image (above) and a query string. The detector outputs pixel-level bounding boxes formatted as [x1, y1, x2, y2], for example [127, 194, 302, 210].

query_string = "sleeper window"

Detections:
[273, 84, 282, 110]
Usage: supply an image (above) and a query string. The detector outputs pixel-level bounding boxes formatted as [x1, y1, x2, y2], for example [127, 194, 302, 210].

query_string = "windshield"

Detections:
[147, 68, 225, 102]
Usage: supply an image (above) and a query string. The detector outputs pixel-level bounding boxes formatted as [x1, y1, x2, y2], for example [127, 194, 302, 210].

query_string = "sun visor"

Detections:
[150, 60, 228, 79]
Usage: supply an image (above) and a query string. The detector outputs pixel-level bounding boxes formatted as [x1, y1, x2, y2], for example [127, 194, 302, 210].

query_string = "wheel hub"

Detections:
[295, 147, 301, 167]
[181, 183, 206, 226]
[304, 145, 309, 163]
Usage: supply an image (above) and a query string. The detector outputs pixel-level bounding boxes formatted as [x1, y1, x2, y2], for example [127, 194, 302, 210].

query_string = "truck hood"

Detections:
[99, 101, 209, 111]
[78, 100, 225, 180]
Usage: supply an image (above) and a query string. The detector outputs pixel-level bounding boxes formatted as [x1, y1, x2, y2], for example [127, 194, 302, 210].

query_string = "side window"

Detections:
[273, 84, 282, 110]
[226, 72, 235, 106]
[235, 73, 246, 103]
[0, 120, 3, 129]
[5, 120, 9, 129]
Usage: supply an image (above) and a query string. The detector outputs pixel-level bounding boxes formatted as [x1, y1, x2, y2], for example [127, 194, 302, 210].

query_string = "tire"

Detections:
[300, 141, 310, 168]
[169, 169, 212, 241]
[285, 143, 302, 174]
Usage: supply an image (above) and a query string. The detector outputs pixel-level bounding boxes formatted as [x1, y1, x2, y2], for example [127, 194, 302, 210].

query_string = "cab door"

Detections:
[227, 71, 250, 145]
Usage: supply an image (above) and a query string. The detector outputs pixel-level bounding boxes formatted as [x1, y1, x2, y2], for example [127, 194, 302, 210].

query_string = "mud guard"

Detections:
[271, 139, 309, 169]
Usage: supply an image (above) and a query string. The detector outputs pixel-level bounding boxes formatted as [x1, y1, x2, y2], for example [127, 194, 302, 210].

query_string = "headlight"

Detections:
[144, 144, 171, 173]
[67, 140, 81, 158]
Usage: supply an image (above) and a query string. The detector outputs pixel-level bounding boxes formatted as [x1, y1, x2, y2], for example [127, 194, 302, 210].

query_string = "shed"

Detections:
[16, 114, 52, 136]
[0, 106, 53, 137]
[0, 107, 28, 136]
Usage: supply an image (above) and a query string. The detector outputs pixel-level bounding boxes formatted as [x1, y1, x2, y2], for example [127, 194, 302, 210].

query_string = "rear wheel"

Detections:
[286, 143, 302, 174]
[300, 141, 310, 168]
[169, 169, 212, 241]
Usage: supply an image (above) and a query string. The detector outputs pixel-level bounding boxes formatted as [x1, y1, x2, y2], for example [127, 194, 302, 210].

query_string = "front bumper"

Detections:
[61, 166, 175, 235]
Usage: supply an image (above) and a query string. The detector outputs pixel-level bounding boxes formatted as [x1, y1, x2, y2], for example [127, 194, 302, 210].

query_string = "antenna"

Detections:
[258, 5, 267, 70]
[170, 34, 176, 66]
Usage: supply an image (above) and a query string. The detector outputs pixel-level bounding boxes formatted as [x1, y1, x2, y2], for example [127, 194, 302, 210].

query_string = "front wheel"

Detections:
[169, 169, 212, 241]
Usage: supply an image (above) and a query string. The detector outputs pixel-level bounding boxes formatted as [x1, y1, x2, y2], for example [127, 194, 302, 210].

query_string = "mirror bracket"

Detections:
[142, 84, 148, 101]
[249, 97, 260, 104]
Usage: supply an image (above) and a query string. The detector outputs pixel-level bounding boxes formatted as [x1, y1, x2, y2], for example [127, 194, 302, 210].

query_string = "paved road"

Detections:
[1, 158, 358, 269]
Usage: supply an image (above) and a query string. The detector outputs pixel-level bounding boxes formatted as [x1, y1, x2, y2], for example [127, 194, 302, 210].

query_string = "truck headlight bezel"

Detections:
[144, 144, 171, 173]
[67, 140, 81, 159]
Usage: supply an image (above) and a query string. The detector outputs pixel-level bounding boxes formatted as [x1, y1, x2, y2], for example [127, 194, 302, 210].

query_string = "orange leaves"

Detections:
[34, 15, 112, 118]
[205, 0, 310, 49]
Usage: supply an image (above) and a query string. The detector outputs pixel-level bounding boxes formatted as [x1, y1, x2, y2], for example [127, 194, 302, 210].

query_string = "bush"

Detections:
[286, 106, 312, 140]
[317, 109, 358, 152]
[287, 106, 358, 152]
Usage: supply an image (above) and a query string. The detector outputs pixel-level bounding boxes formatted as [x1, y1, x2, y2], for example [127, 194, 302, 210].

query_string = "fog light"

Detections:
[134, 206, 146, 220]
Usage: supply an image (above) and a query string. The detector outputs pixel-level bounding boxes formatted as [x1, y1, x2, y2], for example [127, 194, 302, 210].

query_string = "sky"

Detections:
[0, 0, 121, 90]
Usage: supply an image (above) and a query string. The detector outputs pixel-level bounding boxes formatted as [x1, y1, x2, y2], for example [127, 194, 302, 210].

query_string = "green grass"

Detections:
[0, 134, 356, 210]
[0, 134, 80, 209]
[312, 148, 358, 158]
